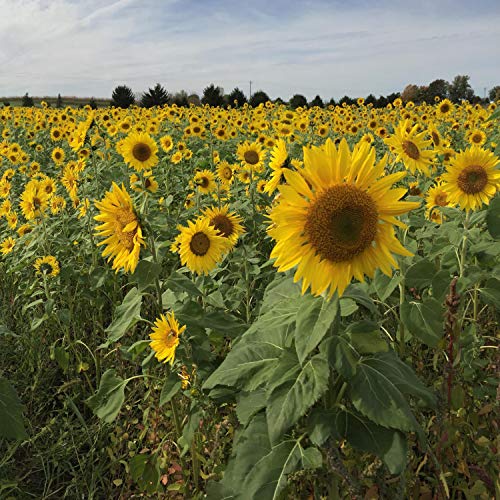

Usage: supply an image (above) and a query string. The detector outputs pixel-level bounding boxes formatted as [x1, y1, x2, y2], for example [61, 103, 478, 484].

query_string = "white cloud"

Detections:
[0, 0, 499, 99]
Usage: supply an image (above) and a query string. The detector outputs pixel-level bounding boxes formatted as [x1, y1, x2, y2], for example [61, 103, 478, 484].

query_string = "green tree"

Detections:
[56, 93, 63, 108]
[339, 95, 355, 106]
[449, 75, 475, 103]
[426, 79, 449, 101]
[309, 95, 324, 108]
[228, 87, 247, 107]
[22, 92, 34, 107]
[489, 86, 500, 101]
[140, 83, 170, 108]
[172, 90, 189, 107]
[88, 97, 98, 109]
[111, 85, 135, 108]
[202, 84, 224, 107]
[289, 94, 308, 109]
[249, 90, 270, 107]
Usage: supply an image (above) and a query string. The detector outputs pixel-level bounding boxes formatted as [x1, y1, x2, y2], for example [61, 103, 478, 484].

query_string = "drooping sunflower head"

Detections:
[94, 182, 145, 273]
[177, 217, 231, 275]
[120, 132, 158, 172]
[268, 138, 420, 297]
[442, 146, 500, 211]
[201, 205, 245, 246]
[34, 255, 60, 277]
[149, 311, 186, 365]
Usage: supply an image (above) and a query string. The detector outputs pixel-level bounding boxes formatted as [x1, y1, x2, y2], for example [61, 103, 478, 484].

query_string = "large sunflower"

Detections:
[201, 205, 245, 246]
[268, 138, 420, 298]
[94, 182, 145, 273]
[120, 132, 158, 172]
[441, 146, 499, 211]
[177, 218, 230, 275]
[385, 120, 435, 175]
[149, 311, 186, 365]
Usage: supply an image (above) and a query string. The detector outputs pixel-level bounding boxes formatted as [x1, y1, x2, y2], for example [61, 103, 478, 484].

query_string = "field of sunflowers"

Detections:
[0, 97, 499, 499]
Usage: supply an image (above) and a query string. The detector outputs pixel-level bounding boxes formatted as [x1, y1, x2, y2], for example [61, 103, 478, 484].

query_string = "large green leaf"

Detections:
[101, 287, 143, 347]
[295, 296, 338, 364]
[400, 298, 444, 347]
[0, 378, 28, 440]
[86, 369, 128, 423]
[132, 259, 162, 291]
[163, 270, 202, 296]
[322, 335, 359, 379]
[266, 350, 330, 443]
[129, 454, 160, 494]
[486, 195, 500, 240]
[345, 321, 389, 354]
[405, 259, 436, 290]
[159, 372, 181, 407]
[236, 389, 267, 426]
[373, 270, 402, 302]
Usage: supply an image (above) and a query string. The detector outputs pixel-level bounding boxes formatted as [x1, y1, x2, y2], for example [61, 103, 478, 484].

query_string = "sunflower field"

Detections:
[0, 98, 499, 499]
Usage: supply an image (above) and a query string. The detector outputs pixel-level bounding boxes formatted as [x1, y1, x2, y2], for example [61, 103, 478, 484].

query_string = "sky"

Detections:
[0, 0, 499, 100]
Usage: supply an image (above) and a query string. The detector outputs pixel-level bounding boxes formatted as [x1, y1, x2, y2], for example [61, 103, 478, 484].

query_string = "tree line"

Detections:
[5, 75, 500, 109]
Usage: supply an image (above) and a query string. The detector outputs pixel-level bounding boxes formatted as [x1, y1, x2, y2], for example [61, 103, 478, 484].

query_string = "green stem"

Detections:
[459, 210, 471, 278]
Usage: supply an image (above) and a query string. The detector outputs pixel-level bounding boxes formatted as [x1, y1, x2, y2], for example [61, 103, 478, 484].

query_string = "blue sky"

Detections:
[0, 0, 499, 99]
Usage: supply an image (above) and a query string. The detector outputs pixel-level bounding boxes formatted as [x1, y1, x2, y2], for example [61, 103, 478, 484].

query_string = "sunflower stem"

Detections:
[459, 210, 471, 278]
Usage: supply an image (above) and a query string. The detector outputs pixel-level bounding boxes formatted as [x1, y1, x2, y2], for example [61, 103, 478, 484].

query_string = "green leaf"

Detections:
[486, 195, 500, 240]
[373, 271, 402, 302]
[345, 321, 389, 354]
[323, 336, 359, 379]
[487, 107, 500, 121]
[340, 298, 358, 316]
[335, 409, 408, 475]
[164, 270, 202, 297]
[86, 369, 128, 423]
[129, 454, 160, 494]
[102, 287, 143, 347]
[0, 377, 28, 440]
[405, 259, 436, 290]
[132, 259, 162, 291]
[266, 350, 330, 443]
[431, 269, 452, 303]
[480, 278, 500, 308]
[343, 283, 377, 314]
[159, 372, 181, 407]
[400, 298, 444, 347]
[53, 346, 69, 371]
[295, 296, 338, 364]
[236, 389, 267, 426]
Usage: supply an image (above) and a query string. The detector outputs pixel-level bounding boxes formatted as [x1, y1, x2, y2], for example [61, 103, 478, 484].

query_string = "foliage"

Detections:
[202, 84, 225, 107]
[140, 83, 170, 108]
[111, 85, 136, 108]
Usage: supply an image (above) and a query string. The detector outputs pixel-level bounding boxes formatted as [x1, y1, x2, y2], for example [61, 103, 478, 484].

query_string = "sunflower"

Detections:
[120, 132, 158, 172]
[149, 311, 186, 365]
[19, 183, 49, 220]
[201, 205, 245, 246]
[428, 123, 444, 150]
[437, 99, 454, 117]
[425, 182, 449, 224]
[268, 138, 420, 298]
[176, 217, 230, 275]
[34, 255, 60, 277]
[385, 120, 435, 175]
[237, 141, 266, 171]
[94, 182, 145, 273]
[217, 161, 235, 186]
[467, 129, 486, 146]
[265, 139, 290, 194]
[52, 147, 65, 165]
[193, 170, 216, 194]
[442, 146, 500, 211]
[1, 236, 15, 255]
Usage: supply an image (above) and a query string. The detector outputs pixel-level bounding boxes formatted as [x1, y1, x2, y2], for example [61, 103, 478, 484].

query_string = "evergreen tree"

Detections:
[364, 94, 377, 106]
[228, 87, 247, 107]
[201, 84, 225, 107]
[309, 95, 324, 108]
[339, 95, 355, 106]
[249, 90, 270, 107]
[22, 92, 34, 107]
[328, 97, 337, 107]
[111, 85, 135, 108]
[88, 97, 98, 109]
[140, 83, 170, 108]
[56, 93, 63, 108]
[289, 94, 308, 109]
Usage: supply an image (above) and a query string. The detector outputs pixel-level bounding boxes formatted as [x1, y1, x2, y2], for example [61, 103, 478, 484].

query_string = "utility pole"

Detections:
[249, 81, 252, 100]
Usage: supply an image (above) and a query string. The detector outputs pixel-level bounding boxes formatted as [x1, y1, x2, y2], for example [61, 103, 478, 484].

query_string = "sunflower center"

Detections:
[434, 193, 448, 206]
[244, 150, 259, 165]
[431, 131, 440, 146]
[197, 176, 209, 188]
[457, 165, 488, 194]
[210, 215, 234, 238]
[402, 140, 420, 160]
[441, 104, 450, 113]
[132, 142, 152, 162]
[39, 263, 54, 274]
[165, 329, 178, 347]
[305, 185, 378, 263]
[33, 197, 42, 209]
[471, 134, 482, 144]
[190, 232, 210, 256]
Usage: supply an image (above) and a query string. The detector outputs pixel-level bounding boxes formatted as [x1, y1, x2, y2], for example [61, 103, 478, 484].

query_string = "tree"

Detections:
[328, 97, 337, 107]
[201, 84, 224, 107]
[228, 87, 247, 107]
[140, 83, 170, 108]
[88, 97, 98, 109]
[187, 94, 201, 106]
[249, 90, 270, 107]
[386, 92, 401, 104]
[56, 93, 63, 108]
[111, 85, 135, 108]
[426, 79, 449, 101]
[172, 90, 189, 107]
[449, 75, 474, 103]
[364, 94, 377, 106]
[22, 92, 34, 107]
[375, 95, 388, 108]
[309, 95, 324, 108]
[401, 84, 421, 103]
[489, 86, 500, 102]
[339, 95, 355, 106]
[289, 94, 308, 109]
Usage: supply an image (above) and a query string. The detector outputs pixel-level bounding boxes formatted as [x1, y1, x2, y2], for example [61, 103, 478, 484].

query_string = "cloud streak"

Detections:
[0, 0, 499, 99]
